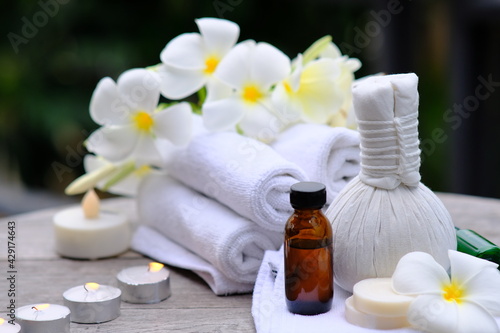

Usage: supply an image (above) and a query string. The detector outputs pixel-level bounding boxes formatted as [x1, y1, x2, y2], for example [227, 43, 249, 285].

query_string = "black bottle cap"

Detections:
[290, 182, 327, 209]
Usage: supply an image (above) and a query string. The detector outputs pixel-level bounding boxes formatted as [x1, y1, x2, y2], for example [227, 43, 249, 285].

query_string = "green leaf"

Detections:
[101, 161, 136, 191]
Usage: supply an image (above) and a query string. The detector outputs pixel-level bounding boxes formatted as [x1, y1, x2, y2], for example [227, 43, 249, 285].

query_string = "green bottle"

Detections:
[455, 227, 500, 270]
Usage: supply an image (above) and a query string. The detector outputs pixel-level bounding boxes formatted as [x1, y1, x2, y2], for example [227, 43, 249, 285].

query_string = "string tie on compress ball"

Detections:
[357, 113, 420, 189]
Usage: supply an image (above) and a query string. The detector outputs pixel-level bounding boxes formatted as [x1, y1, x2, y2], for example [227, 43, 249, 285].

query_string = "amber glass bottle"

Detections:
[284, 182, 333, 315]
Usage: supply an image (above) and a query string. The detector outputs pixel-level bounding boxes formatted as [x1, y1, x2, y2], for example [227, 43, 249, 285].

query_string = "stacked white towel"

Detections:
[132, 226, 256, 295]
[166, 131, 308, 232]
[133, 127, 361, 295]
[272, 124, 360, 203]
[134, 175, 282, 287]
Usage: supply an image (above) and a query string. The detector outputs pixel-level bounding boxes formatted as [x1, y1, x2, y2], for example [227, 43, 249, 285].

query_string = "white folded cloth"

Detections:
[166, 131, 308, 232]
[135, 174, 282, 287]
[131, 226, 255, 295]
[252, 249, 422, 333]
[272, 124, 360, 203]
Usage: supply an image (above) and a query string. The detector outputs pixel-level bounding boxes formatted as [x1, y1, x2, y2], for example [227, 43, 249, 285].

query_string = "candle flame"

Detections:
[33, 304, 50, 311]
[82, 189, 100, 219]
[85, 282, 100, 291]
[148, 262, 164, 272]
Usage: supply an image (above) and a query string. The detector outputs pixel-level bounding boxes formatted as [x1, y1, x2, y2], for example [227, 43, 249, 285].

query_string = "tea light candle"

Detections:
[117, 262, 171, 304]
[63, 282, 121, 323]
[16, 304, 70, 333]
[0, 318, 21, 333]
[53, 190, 131, 259]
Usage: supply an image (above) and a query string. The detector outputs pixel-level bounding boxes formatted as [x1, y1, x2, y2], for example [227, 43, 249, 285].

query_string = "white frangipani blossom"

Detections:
[392, 250, 500, 333]
[321, 42, 361, 128]
[202, 40, 291, 139]
[271, 54, 343, 124]
[86, 68, 193, 167]
[65, 18, 366, 197]
[159, 18, 239, 100]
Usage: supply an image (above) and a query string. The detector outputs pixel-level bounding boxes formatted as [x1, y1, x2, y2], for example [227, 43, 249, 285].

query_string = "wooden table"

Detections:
[1, 193, 499, 332]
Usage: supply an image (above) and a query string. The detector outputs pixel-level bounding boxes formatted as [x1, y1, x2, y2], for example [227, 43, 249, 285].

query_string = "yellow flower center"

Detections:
[132, 111, 154, 132]
[242, 84, 264, 104]
[134, 165, 152, 177]
[442, 283, 464, 304]
[283, 81, 293, 94]
[204, 56, 219, 74]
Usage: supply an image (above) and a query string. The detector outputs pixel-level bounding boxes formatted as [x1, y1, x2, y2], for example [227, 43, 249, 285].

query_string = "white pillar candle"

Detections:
[0, 318, 21, 333]
[352, 278, 414, 317]
[63, 283, 121, 323]
[16, 304, 70, 333]
[53, 190, 130, 259]
[117, 262, 171, 304]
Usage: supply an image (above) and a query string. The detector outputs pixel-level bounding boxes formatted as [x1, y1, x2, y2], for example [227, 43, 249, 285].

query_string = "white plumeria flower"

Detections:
[202, 40, 291, 139]
[271, 54, 343, 124]
[159, 18, 239, 100]
[321, 42, 361, 128]
[84, 155, 164, 197]
[392, 250, 500, 333]
[86, 68, 193, 166]
[321, 42, 361, 70]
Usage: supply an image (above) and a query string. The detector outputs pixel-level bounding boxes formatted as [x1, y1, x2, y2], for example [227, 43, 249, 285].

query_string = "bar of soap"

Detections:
[345, 296, 410, 330]
[352, 278, 414, 317]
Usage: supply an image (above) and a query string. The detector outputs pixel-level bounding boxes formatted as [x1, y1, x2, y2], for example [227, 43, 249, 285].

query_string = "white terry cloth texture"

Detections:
[135, 174, 282, 286]
[131, 225, 255, 295]
[272, 124, 361, 204]
[166, 131, 308, 232]
[325, 73, 456, 292]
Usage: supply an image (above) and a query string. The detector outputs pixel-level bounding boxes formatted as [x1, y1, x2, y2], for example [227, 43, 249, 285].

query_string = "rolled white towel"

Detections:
[166, 131, 308, 232]
[136, 174, 282, 285]
[272, 124, 360, 203]
[131, 226, 255, 295]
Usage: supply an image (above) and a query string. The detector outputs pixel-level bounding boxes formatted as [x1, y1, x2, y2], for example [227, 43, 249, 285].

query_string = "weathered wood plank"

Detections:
[71, 308, 254, 333]
[3, 259, 250, 308]
[0, 258, 254, 332]
[438, 192, 500, 244]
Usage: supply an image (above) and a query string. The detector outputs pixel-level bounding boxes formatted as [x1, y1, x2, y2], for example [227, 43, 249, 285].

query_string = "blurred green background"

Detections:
[1, 0, 499, 214]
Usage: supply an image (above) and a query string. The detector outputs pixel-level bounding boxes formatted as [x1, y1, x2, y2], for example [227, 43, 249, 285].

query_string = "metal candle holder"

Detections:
[63, 283, 121, 324]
